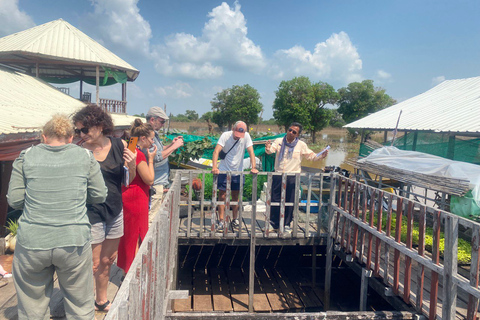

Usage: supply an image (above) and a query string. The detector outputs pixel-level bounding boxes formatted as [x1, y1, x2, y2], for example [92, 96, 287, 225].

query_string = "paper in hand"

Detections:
[316, 145, 330, 157]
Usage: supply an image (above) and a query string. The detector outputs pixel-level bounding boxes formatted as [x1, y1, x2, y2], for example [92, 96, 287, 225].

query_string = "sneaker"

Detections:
[216, 221, 224, 232]
[284, 226, 292, 234]
[231, 219, 240, 230]
[262, 224, 277, 233]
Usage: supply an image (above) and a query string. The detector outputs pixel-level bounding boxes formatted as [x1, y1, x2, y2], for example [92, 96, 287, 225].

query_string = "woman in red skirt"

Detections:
[118, 119, 157, 273]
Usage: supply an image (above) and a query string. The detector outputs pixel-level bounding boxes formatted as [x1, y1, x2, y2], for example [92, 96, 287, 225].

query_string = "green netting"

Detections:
[360, 132, 480, 165]
[165, 133, 285, 172]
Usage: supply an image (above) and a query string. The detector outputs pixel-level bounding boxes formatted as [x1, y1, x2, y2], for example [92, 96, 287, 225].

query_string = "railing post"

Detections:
[442, 214, 458, 320]
[248, 174, 258, 312]
[325, 172, 337, 310]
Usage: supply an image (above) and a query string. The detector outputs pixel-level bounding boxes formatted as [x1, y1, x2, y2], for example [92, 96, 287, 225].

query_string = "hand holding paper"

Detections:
[316, 145, 330, 158]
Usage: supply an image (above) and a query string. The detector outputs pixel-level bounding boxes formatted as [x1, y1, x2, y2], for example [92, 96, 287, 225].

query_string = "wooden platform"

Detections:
[177, 207, 328, 242]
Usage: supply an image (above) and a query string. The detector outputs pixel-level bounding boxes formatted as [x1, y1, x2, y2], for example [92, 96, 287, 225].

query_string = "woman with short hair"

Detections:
[7, 114, 107, 319]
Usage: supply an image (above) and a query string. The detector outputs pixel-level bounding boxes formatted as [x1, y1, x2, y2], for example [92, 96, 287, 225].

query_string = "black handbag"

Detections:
[218, 139, 239, 160]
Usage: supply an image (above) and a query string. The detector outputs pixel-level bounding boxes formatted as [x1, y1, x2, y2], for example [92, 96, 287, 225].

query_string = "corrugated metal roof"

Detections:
[344, 76, 480, 134]
[0, 19, 139, 81]
[0, 67, 139, 138]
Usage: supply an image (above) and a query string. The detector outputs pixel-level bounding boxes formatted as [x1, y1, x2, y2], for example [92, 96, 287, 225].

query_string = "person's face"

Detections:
[75, 122, 103, 142]
[286, 125, 300, 141]
[150, 117, 166, 131]
[139, 131, 155, 149]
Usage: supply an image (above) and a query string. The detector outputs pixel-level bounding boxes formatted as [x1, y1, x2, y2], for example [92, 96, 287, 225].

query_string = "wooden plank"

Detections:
[429, 210, 441, 320]
[172, 268, 192, 312]
[271, 267, 304, 311]
[393, 197, 403, 295]
[210, 268, 233, 311]
[403, 200, 414, 304]
[256, 267, 287, 311]
[252, 269, 272, 312]
[383, 194, 393, 286]
[193, 270, 213, 311]
[416, 205, 426, 313]
[227, 268, 249, 312]
[283, 267, 322, 310]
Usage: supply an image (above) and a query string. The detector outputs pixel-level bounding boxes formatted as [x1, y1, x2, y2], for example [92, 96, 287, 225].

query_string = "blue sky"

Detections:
[1, 0, 479, 119]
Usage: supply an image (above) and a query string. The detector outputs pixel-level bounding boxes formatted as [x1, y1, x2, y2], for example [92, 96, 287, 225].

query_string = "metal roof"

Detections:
[0, 19, 139, 81]
[344, 76, 480, 134]
[0, 66, 139, 140]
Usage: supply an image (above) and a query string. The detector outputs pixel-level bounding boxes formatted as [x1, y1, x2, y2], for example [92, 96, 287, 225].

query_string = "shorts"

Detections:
[217, 174, 244, 191]
[90, 211, 124, 245]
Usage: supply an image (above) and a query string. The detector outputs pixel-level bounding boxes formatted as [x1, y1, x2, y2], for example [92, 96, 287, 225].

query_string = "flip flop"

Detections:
[1, 272, 12, 278]
[94, 300, 111, 312]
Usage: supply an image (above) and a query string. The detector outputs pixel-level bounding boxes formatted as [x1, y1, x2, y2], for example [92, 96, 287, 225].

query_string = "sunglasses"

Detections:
[157, 118, 166, 124]
[288, 128, 298, 135]
[75, 127, 89, 135]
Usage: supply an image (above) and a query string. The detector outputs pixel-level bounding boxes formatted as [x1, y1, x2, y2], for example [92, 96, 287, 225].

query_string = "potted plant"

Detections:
[5, 220, 18, 253]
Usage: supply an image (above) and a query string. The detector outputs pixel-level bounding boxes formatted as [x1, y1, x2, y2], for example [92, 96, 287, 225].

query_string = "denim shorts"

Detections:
[90, 211, 124, 244]
[217, 174, 244, 191]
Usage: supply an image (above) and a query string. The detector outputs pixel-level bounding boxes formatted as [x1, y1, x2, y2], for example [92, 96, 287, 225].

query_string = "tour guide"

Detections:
[265, 122, 328, 233]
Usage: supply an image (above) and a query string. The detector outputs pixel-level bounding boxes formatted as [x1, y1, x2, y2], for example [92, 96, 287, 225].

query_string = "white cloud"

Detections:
[154, 1, 266, 79]
[86, 0, 152, 57]
[376, 70, 392, 80]
[0, 0, 35, 37]
[432, 75, 446, 87]
[155, 82, 193, 99]
[270, 31, 362, 84]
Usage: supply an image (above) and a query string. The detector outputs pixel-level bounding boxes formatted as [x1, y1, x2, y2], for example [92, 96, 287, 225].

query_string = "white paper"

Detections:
[316, 145, 330, 157]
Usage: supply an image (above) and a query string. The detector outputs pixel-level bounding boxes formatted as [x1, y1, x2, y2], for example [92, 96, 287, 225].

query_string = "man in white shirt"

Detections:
[212, 121, 258, 231]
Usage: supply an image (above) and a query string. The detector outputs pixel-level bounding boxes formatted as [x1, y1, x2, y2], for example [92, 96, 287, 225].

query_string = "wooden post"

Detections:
[412, 131, 418, 151]
[324, 172, 337, 310]
[79, 80, 83, 100]
[248, 174, 258, 312]
[383, 130, 388, 143]
[96, 65, 100, 105]
[442, 214, 458, 320]
[447, 135, 456, 160]
[360, 268, 372, 311]
[36, 63, 39, 77]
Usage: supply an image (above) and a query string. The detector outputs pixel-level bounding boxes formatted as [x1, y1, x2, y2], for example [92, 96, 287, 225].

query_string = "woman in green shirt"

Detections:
[7, 114, 107, 320]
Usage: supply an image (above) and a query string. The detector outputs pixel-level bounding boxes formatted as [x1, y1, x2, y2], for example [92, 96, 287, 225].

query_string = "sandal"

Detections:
[94, 300, 111, 312]
[1, 272, 12, 278]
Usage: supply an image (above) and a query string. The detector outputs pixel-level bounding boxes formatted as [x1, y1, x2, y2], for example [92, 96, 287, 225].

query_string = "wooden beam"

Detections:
[96, 65, 99, 105]
[359, 268, 372, 311]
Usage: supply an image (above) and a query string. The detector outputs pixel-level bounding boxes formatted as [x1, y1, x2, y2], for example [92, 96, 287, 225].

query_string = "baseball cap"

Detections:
[147, 106, 169, 120]
[233, 122, 247, 139]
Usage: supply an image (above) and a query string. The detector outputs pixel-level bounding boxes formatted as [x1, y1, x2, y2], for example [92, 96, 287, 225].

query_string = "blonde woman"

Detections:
[7, 114, 107, 320]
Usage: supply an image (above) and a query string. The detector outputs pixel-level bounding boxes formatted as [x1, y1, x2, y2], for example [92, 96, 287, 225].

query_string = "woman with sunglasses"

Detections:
[117, 119, 157, 273]
[7, 114, 107, 319]
[72, 104, 136, 312]
[265, 122, 328, 233]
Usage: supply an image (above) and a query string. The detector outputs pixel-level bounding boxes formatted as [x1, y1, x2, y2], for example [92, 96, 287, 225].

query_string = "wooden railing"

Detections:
[327, 175, 480, 320]
[100, 98, 126, 114]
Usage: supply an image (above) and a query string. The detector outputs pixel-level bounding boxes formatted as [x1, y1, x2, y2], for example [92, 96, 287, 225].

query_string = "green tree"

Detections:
[330, 109, 347, 128]
[210, 84, 263, 130]
[200, 111, 214, 122]
[185, 109, 199, 122]
[273, 77, 337, 143]
[337, 80, 396, 124]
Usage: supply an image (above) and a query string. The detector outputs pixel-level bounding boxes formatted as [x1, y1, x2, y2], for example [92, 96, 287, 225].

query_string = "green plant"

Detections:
[6, 219, 19, 237]
[171, 137, 212, 164]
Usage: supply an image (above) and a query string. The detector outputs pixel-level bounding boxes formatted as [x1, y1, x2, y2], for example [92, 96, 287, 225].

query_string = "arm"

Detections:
[161, 136, 183, 159]
[246, 146, 258, 174]
[211, 144, 223, 174]
[122, 140, 137, 183]
[7, 151, 26, 209]
[86, 154, 107, 204]
[136, 146, 157, 186]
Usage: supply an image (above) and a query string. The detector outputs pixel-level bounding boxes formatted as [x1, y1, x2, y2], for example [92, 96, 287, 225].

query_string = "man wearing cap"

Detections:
[212, 121, 258, 231]
[146, 106, 184, 223]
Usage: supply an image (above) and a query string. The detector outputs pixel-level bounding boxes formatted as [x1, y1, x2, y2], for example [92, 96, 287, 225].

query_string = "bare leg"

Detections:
[231, 190, 240, 220]
[92, 238, 120, 310]
[218, 190, 226, 222]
